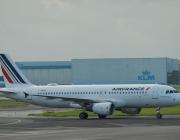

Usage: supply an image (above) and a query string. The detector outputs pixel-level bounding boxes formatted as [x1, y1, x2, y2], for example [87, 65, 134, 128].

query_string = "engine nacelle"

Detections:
[92, 102, 114, 115]
[120, 107, 141, 114]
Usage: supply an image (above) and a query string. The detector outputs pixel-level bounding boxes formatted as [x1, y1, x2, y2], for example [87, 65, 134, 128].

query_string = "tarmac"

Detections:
[0, 106, 180, 140]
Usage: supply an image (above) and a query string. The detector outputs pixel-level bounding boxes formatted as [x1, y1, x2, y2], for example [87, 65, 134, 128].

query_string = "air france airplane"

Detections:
[0, 54, 180, 119]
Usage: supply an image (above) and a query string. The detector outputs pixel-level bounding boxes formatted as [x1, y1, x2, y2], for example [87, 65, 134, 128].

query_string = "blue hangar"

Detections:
[0, 57, 180, 87]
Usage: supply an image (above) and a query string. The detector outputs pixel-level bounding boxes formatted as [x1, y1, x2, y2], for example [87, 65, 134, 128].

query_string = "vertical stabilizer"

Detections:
[0, 54, 32, 87]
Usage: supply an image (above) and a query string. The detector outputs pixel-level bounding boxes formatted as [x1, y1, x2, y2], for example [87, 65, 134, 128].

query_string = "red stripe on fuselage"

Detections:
[1, 65, 14, 83]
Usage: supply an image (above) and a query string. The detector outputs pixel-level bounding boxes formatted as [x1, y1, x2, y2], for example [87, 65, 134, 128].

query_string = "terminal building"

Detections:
[0, 57, 180, 87]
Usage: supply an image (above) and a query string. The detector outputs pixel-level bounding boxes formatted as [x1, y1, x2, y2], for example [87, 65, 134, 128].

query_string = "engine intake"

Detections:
[92, 102, 114, 115]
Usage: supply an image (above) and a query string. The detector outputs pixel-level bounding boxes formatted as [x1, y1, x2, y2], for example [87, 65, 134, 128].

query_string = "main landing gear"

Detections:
[79, 112, 107, 119]
[79, 112, 88, 119]
[156, 107, 162, 119]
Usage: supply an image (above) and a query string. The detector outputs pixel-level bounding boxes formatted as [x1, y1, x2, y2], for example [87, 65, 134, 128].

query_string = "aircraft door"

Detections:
[152, 87, 159, 99]
[151, 87, 159, 106]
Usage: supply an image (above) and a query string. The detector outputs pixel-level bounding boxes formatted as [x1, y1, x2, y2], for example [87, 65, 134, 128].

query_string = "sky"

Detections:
[0, 0, 180, 61]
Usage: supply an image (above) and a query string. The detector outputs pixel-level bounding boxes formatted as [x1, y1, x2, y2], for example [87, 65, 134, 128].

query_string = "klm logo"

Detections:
[138, 70, 155, 81]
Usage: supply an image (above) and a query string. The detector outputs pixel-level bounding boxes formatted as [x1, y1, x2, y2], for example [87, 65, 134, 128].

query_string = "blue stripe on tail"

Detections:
[1, 54, 26, 84]
[0, 56, 20, 83]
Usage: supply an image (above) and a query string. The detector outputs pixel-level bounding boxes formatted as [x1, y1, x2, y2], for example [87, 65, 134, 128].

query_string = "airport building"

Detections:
[0, 57, 180, 87]
[16, 61, 72, 85]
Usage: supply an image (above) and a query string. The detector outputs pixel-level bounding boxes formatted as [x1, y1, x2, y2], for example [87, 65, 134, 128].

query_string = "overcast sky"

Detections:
[0, 0, 180, 61]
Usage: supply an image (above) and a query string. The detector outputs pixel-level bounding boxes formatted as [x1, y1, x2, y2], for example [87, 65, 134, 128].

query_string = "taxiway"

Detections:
[0, 116, 180, 140]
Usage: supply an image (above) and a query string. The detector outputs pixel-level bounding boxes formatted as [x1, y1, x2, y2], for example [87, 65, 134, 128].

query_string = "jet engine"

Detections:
[87, 102, 114, 115]
[120, 107, 141, 114]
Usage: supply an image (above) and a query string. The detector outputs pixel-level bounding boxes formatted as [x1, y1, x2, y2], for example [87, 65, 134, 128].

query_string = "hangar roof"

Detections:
[16, 61, 72, 69]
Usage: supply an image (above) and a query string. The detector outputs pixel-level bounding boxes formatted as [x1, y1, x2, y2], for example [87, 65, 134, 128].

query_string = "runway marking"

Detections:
[0, 119, 21, 126]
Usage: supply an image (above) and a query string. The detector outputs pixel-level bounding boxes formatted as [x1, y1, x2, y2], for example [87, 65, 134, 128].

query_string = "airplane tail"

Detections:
[0, 54, 32, 87]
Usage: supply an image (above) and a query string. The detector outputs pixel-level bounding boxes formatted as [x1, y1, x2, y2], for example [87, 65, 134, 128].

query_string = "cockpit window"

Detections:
[166, 90, 177, 94]
[166, 90, 169, 93]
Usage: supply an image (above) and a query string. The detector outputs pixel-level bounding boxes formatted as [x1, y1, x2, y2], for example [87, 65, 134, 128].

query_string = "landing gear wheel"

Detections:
[156, 113, 162, 119]
[79, 112, 88, 119]
[98, 114, 107, 119]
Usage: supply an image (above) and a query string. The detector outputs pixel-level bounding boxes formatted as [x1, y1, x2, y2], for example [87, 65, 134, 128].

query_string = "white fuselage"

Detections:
[3, 84, 180, 109]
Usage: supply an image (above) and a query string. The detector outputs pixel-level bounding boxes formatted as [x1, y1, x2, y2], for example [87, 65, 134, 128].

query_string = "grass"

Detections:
[29, 105, 180, 117]
[176, 87, 180, 93]
[29, 110, 97, 117]
[0, 99, 27, 109]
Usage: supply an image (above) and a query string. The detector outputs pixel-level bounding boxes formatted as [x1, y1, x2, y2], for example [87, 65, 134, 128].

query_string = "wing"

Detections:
[33, 94, 101, 106]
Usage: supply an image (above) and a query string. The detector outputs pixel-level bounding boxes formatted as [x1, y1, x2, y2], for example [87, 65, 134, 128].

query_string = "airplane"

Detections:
[0, 53, 180, 119]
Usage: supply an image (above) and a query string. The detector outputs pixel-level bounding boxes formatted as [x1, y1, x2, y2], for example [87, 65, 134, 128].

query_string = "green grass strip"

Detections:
[29, 105, 180, 117]
[176, 87, 180, 93]
[0, 99, 27, 109]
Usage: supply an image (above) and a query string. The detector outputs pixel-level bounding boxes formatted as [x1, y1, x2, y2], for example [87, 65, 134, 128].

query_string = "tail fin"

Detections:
[0, 54, 32, 87]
